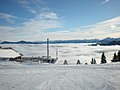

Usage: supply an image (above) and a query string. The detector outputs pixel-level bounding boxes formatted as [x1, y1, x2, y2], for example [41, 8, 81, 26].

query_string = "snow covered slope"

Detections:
[0, 62, 120, 90]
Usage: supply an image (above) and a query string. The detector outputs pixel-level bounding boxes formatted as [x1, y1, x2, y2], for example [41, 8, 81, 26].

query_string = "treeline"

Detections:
[63, 50, 120, 65]
[99, 51, 120, 63]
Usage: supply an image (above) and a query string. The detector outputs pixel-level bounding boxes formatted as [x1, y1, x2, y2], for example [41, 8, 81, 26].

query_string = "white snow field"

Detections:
[1, 43, 120, 64]
[0, 61, 120, 90]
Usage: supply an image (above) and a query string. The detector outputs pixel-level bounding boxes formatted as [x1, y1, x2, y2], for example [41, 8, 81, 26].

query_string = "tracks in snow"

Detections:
[0, 64, 120, 90]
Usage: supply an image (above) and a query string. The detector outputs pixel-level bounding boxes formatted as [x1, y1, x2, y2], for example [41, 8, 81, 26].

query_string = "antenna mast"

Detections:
[56, 48, 58, 60]
[47, 38, 49, 60]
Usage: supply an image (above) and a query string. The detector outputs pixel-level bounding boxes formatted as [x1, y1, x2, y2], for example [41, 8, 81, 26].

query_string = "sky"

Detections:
[0, 0, 120, 41]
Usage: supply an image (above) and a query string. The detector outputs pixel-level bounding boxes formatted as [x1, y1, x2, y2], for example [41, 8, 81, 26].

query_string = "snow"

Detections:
[0, 61, 120, 90]
[0, 48, 21, 58]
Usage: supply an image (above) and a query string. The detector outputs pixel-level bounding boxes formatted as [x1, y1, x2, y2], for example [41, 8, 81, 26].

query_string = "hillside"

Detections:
[98, 37, 120, 45]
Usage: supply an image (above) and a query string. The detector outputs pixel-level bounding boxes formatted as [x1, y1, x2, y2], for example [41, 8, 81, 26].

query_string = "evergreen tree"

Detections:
[76, 60, 81, 65]
[112, 52, 117, 62]
[101, 52, 107, 64]
[91, 58, 94, 64]
[118, 51, 120, 61]
[63, 60, 68, 65]
[94, 59, 96, 64]
[85, 60, 88, 65]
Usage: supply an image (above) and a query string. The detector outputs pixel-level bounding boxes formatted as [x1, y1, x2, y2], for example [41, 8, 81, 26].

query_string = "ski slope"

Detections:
[0, 62, 120, 90]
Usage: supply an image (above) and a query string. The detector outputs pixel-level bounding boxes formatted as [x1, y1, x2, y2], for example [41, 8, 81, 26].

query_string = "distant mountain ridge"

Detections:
[0, 37, 120, 45]
[0, 39, 100, 44]
[99, 37, 120, 43]
[97, 37, 120, 45]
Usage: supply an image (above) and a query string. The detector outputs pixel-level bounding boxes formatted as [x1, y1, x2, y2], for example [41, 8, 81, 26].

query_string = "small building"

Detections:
[0, 47, 22, 61]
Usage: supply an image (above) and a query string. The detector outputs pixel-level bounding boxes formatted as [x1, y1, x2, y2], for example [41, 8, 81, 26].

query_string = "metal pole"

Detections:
[56, 48, 58, 60]
[47, 38, 49, 60]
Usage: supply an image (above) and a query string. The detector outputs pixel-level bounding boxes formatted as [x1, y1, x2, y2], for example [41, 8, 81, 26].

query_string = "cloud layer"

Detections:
[0, 0, 119, 41]
[0, 16, 120, 41]
[102, 0, 110, 4]
[18, 0, 48, 14]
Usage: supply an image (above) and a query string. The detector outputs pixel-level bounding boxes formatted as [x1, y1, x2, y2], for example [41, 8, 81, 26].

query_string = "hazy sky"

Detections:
[0, 0, 120, 41]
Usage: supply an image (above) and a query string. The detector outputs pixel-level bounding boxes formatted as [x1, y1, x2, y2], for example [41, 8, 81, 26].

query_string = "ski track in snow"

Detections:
[0, 62, 120, 90]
